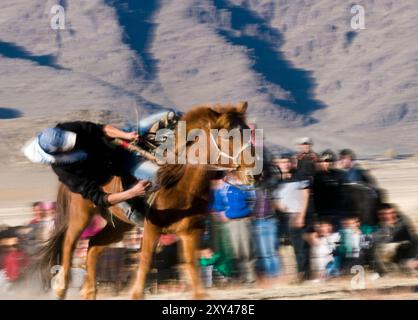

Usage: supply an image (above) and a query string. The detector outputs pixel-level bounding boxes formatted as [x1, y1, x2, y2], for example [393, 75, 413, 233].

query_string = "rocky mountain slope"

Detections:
[1, 0, 417, 168]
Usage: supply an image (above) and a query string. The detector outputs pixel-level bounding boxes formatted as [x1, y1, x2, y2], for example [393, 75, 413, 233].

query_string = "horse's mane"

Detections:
[156, 164, 186, 189]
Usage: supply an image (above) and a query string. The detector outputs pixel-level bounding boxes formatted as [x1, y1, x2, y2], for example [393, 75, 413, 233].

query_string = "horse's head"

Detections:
[180, 101, 259, 172]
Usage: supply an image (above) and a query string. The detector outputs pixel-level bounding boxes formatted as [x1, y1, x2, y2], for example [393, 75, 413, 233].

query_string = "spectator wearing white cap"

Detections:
[295, 137, 318, 179]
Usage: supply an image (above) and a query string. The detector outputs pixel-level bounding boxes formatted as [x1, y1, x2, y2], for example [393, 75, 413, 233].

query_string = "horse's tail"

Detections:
[38, 183, 70, 289]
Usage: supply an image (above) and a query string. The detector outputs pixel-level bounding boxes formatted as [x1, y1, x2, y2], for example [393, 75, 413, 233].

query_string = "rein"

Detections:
[111, 121, 252, 176]
[112, 138, 157, 162]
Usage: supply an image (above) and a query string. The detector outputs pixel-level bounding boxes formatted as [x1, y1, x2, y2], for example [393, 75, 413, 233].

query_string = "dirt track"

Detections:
[96, 276, 418, 300]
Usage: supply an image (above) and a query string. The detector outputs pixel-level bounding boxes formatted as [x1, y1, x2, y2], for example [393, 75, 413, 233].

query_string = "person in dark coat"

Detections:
[22, 121, 153, 224]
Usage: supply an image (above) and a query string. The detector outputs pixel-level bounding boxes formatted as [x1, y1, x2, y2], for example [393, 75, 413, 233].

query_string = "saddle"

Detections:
[114, 111, 181, 209]
[137, 111, 180, 155]
[112, 110, 180, 163]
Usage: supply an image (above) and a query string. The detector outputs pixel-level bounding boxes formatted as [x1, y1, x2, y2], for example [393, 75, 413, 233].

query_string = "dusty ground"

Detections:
[140, 276, 418, 300]
[2, 273, 416, 300]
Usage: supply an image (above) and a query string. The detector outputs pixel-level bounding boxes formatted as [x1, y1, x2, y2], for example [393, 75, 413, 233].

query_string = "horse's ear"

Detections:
[236, 101, 248, 114]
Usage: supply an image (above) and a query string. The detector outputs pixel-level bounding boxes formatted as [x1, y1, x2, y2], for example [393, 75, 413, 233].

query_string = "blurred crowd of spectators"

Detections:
[0, 201, 143, 293]
[198, 138, 418, 288]
[0, 201, 55, 289]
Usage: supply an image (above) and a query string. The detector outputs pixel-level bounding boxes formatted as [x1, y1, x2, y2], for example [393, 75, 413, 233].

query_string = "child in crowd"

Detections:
[338, 216, 372, 272]
[199, 246, 231, 288]
[305, 218, 340, 280]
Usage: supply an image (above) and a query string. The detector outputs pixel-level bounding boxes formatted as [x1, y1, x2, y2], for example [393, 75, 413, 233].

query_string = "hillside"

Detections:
[1, 0, 417, 169]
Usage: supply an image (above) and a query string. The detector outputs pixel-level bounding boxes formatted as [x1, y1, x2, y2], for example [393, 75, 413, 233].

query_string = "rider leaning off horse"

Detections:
[23, 112, 175, 225]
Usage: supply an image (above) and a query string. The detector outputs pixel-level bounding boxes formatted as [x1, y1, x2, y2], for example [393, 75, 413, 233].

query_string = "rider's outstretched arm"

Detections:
[103, 124, 138, 141]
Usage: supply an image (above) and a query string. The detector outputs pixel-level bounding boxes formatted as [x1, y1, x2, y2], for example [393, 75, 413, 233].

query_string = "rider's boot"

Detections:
[116, 200, 149, 226]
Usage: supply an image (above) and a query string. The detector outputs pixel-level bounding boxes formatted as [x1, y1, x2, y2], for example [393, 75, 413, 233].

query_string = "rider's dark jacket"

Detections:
[52, 121, 132, 207]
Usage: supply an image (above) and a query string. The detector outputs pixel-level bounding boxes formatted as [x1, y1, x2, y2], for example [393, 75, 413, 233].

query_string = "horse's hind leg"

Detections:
[130, 218, 160, 300]
[179, 229, 206, 299]
[81, 221, 133, 300]
[54, 201, 93, 299]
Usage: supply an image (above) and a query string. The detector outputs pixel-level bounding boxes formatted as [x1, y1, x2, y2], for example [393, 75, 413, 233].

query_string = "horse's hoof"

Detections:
[80, 287, 97, 300]
[193, 292, 209, 300]
[131, 291, 144, 300]
[54, 288, 67, 300]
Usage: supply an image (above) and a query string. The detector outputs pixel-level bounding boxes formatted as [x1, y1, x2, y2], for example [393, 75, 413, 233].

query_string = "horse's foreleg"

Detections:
[130, 219, 160, 300]
[54, 205, 92, 300]
[80, 245, 106, 300]
[81, 222, 132, 300]
[179, 229, 207, 299]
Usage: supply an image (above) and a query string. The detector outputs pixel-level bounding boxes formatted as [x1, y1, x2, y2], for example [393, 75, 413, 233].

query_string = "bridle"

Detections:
[204, 120, 254, 171]
[209, 130, 252, 164]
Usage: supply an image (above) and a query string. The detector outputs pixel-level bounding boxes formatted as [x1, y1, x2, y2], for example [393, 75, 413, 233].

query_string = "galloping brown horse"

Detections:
[39, 102, 253, 300]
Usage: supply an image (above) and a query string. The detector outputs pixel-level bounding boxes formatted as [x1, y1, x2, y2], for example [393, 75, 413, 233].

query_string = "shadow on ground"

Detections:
[0, 41, 64, 70]
[0, 108, 22, 119]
